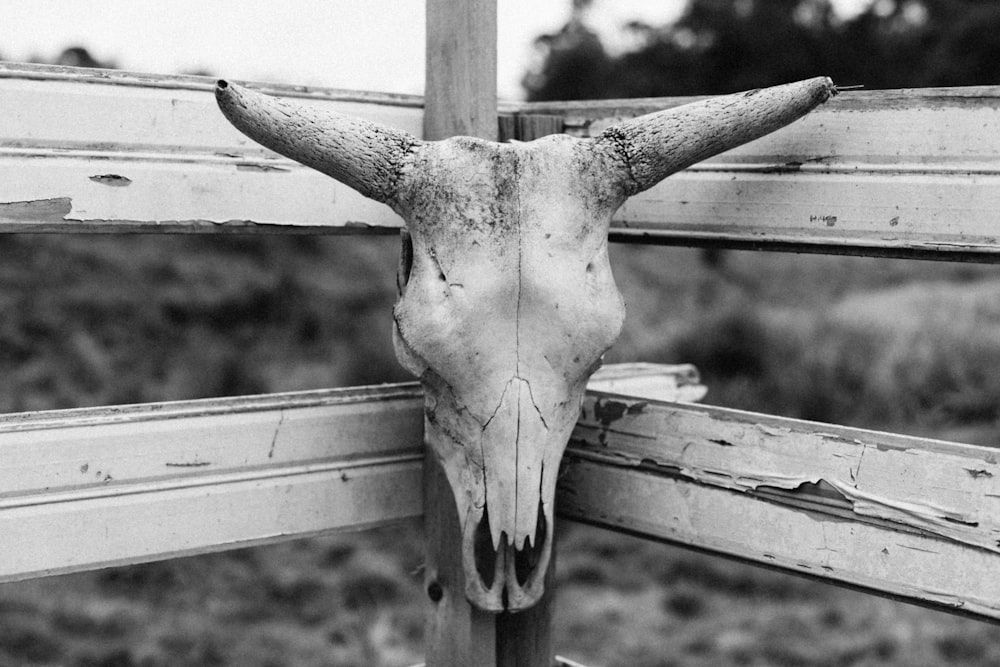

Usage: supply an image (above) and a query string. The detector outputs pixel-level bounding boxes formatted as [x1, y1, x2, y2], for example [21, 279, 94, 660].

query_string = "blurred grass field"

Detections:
[3, 234, 1000, 666]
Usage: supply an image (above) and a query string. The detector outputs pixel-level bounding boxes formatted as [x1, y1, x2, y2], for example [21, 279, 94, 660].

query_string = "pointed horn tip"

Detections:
[786, 76, 836, 101]
[822, 76, 836, 94]
[214, 79, 245, 111]
[791, 76, 837, 105]
[215, 79, 247, 103]
[776, 76, 837, 101]
[214, 80, 233, 105]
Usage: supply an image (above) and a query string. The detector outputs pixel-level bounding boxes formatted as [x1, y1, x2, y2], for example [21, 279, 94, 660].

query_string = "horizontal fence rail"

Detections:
[4, 64, 1000, 260]
[0, 63, 419, 233]
[4, 364, 1000, 622]
[0, 385, 425, 581]
[525, 89, 1000, 259]
[0, 364, 697, 583]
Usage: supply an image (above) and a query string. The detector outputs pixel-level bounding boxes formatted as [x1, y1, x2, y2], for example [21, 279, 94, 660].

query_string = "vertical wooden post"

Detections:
[423, 456, 501, 666]
[424, 0, 498, 142]
[422, 2, 500, 660]
[422, 1, 554, 666]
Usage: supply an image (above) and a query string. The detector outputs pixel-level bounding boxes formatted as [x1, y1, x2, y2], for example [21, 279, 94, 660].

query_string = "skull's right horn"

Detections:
[215, 80, 420, 203]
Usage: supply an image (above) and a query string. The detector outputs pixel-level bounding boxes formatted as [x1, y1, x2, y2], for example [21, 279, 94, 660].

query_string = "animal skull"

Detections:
[216, 76, 835, 612]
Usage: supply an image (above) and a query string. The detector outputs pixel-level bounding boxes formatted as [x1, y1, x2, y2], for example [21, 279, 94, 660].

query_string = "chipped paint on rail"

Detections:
[89, 174, 133, 186]
[0, 197, 72, 221]
[569, 396, 1000, 558]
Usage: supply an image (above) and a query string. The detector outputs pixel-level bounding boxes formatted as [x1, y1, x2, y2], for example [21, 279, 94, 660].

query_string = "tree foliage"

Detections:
[524, 0, 1000, 100]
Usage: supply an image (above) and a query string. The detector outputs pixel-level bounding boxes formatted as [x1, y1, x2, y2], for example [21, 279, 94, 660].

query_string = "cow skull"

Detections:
[216, 76, 835, 612]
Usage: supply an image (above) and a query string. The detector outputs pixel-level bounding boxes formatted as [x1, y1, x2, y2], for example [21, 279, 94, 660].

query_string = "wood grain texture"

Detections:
[424, 0, 497, 141]
[562, 393, 1000, 621]
[0, 385, 424, 582]
[422, 453, 498, 667]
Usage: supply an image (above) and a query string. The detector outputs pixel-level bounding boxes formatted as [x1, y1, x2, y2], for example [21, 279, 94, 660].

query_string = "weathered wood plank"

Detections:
[5, 65, 1000, 258]
[0, 62, 424, 146]
[587, 362, 706, 403]
[424, 0, 497, 142]
[522, 87, 1000, 259]
[561, 393, 1000, 621]
[0, 385, 425, 582]
[0, 151, 399, 233]
[0, 63, 419, 232]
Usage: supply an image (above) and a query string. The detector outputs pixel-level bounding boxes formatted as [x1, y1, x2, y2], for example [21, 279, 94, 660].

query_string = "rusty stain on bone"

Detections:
[215, 76, 835, 612]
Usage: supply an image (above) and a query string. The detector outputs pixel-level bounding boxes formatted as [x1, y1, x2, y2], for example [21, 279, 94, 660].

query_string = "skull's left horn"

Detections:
[215, 80, 420, 203]
[597, 76, 837, 196]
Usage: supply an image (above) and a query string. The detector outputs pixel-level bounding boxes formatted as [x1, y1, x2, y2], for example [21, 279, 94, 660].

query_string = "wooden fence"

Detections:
[6, 62, 1000, 260]
[5, 6, 1000, 665]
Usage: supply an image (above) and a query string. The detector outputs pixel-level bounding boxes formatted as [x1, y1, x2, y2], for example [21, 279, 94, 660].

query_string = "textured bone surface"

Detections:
[392, 134, 628, 611]
[215, 76, 836, 612]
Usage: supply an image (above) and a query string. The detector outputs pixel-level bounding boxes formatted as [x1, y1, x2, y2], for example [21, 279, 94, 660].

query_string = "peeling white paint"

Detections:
[564, 396, 1000, 620]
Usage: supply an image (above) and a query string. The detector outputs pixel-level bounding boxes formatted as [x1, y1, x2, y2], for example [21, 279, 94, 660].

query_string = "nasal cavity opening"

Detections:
[473, 505, 497, 589]
[514, 501, 547, 586]
[473, 502, 549, 590]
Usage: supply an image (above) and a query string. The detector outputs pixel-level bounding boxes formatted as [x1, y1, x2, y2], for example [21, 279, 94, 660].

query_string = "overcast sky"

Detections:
[1, 1, 870, 100]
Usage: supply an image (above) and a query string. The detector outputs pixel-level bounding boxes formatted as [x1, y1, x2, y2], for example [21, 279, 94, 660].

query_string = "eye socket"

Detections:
[397, 229, 413, 295]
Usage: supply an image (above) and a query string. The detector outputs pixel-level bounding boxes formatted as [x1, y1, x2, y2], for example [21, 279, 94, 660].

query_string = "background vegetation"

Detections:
[5, 0, 1000, 665]
[524, 0, 1000, 100]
